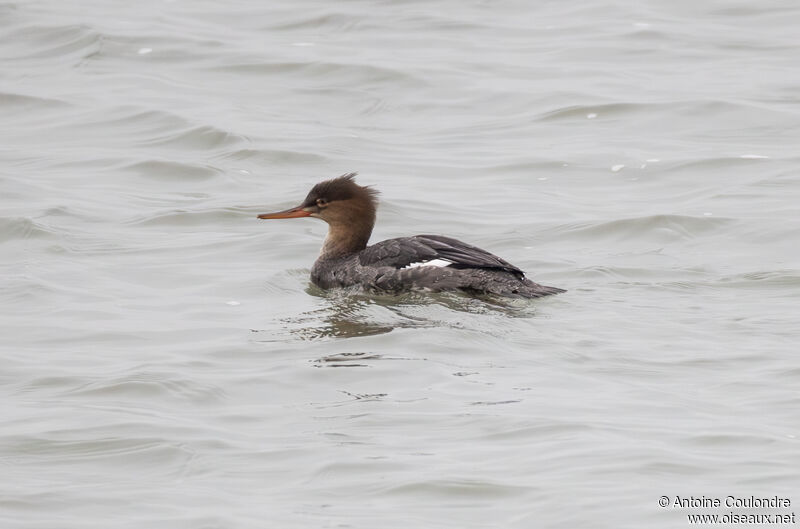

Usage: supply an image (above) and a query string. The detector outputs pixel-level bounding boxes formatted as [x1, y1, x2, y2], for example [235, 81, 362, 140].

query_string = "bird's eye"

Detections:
[316, 198, 327, 207]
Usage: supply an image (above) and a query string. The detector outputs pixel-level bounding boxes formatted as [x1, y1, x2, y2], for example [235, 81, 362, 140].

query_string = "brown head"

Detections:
[257, 173, 379, 258]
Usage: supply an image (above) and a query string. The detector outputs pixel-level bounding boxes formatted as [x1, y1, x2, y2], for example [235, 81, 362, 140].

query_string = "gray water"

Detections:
[2, 1, 799, 527]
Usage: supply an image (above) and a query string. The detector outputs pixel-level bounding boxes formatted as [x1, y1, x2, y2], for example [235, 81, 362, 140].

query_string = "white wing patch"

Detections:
[402, 258, 453, 269]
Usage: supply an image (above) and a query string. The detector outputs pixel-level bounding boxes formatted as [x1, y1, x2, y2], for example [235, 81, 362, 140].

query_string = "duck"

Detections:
[257, 173, 564, 298]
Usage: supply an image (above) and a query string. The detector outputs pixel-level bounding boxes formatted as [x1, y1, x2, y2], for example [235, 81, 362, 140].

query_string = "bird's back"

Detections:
[312, 235, 565, 298]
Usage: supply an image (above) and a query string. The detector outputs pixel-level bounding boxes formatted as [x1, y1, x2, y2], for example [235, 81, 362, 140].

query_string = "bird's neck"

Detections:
[319, 222, 373, 260]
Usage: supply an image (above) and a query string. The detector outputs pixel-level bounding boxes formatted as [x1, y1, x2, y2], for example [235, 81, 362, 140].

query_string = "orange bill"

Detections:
[257, 206, 311, 219]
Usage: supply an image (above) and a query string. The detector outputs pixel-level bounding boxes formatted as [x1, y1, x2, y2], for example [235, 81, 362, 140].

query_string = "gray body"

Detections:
[311, 234, 565, 298]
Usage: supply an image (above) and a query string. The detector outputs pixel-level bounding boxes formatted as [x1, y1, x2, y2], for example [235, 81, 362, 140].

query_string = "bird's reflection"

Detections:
[261, 285, 540, 342]
[278, 289, 421, 341]
[312, 352, 384, 368]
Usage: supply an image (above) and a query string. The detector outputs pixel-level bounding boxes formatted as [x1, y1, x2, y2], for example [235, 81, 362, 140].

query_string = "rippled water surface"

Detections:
[2, 1, 799, 527]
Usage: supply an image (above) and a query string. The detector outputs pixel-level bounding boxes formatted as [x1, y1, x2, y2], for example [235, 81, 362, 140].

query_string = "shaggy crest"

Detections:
[301, 172, 380, 208]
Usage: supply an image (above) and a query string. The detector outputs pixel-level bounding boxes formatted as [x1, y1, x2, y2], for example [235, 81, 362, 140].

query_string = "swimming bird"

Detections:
[257, 173, 565, 298]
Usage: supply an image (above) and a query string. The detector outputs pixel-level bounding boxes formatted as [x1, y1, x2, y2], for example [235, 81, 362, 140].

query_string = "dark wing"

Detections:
[359, 234, 525, 277]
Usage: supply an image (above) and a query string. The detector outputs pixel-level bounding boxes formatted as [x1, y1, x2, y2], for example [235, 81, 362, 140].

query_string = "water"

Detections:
[2, 1, 799, 527]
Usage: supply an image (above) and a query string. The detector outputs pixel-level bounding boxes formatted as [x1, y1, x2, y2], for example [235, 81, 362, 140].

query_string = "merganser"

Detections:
[257, 173, 565, 298]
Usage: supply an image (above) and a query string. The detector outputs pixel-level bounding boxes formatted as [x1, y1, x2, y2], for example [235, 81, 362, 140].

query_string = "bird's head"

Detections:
[257, 172, 379, 232]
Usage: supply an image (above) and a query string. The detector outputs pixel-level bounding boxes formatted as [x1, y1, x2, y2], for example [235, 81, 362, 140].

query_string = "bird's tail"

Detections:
[516, 281, 566, 298]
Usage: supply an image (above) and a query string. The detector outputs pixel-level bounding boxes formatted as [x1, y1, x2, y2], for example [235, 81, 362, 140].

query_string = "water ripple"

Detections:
[551, 214, 733, 242]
